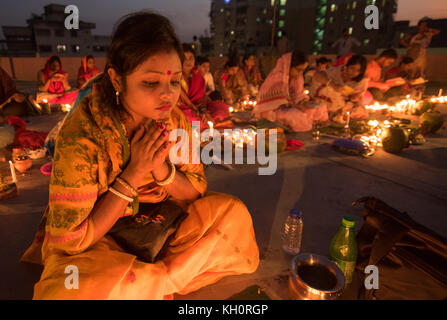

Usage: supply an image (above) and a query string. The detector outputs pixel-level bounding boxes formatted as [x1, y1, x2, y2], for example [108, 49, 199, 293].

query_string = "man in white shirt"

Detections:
[332, 28, 361, 58]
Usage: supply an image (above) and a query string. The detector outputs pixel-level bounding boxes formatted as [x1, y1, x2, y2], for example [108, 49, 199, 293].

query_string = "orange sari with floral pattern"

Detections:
[21, 85, 259, 299]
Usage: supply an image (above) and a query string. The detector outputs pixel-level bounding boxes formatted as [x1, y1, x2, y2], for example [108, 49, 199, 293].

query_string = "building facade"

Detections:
[209, 0, 287, 56]
[209, 0, 398, 57]
[2, 4, 110, 57]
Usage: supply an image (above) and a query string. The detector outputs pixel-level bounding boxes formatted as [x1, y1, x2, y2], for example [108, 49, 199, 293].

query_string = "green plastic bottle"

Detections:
[329, 216, 358, 285]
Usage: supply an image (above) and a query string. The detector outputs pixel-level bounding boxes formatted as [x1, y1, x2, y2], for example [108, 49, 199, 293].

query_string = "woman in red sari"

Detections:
[77, 55, 101, 89]
[37, 55, 78, 105]
[178, 44, 230, 129]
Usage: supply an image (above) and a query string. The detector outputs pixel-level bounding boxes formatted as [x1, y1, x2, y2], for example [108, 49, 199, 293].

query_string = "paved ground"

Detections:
[1, 83, 446, 300]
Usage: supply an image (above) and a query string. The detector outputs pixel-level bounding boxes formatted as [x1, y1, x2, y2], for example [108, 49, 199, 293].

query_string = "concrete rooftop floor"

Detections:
[1, 87, 446, 300]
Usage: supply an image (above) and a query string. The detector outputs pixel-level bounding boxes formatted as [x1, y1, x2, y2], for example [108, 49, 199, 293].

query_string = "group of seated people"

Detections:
[252, 48, 425, 131]
[2, 45, 424, 135]
[0, 55, 101, 123]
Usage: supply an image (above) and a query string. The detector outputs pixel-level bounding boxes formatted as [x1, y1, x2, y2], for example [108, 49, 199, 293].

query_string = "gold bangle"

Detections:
[154, 161, 176, 186]
[108, 186, 134, 202]
[116, 177, 138, 197]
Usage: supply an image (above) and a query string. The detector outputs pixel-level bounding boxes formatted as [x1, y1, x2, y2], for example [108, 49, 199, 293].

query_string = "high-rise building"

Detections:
[2, 4, 111, 57]
[209, 0, 398, 57]
[209, 0, 286, 56]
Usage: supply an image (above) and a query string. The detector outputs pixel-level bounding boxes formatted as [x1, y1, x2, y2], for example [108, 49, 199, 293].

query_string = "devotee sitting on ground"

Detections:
[311, 54, 369, 124]
[304, 57, 332, 86]
[0, 67, 41, 122]
[364, 49, 399, 102]
[196, 56, 215, 96]
[179, 44, 230, 129]
[214, 58, 250, 106]
[384, 56, 427, 101]
[77, 55, 101, 89]
[37, 55, 78, 106]
[21, 12, 259, 300]
[252, 50, 328, 132]
[241, 53, 262, 98]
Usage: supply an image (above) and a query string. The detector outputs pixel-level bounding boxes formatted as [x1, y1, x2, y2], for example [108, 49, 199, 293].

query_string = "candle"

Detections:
[229, 106, 234, 113]
[345, 111, 350, 128]
[9, 161, 17, 183]
[438, 89, 443, 97]
[208, 121, 214, 137]
[43, 98, 48, 103]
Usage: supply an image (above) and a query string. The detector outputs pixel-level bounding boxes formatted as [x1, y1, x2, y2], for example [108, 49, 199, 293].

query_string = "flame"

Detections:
[43, 99, 48, 103]
[229, 106, 234, 113]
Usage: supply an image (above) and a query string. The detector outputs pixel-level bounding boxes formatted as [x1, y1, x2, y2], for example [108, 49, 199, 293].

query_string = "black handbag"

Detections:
[342, 197, 447, 300]
[107, 200, 188, 263]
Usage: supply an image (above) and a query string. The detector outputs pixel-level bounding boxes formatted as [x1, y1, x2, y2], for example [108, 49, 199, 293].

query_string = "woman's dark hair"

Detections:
[49, 55, 61, 66]
[418, 18, 430, 27]
[196, 56, 210, 65]
[86, 55, 94, 62]
[243, 53, 255, 64]
[290, 50, 307, 68]
[316, 57, 331, 65]
[379, 48, 398, 60]
[346, 54, 367, 82]
[97, 11, 183, 116]
[182, 43, 196, 59]
[225, 58, 239, 68]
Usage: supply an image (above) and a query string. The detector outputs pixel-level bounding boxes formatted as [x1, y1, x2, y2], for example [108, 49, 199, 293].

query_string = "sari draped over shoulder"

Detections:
[179, 68, 230, 128]
[252, 53, 328, 132]
[21, 85, 259, 299]
[37, 55, 78, 105]
[77, 56, 100, 89]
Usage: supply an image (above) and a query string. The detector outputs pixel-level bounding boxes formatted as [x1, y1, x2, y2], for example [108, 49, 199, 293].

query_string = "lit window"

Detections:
[400, 32, 404, 39]
[278, 31, 282, 37]
[364, 39, 370, 46]
[72, 45, 80, 52]
[263, 8, 267, 15]
[279, 20, 285, 28]
[231, 30, 234, 35]
[280, 0, 287, 5]
[347, 3, 351, 10]
[382, 0, 387, 6]
[329, 16, 334, 23]
[225, 0, 230, 4]
[330, 4, 337, 12]
[349, 27, 353, 35]
[351, 15, 355, 22]
[353, 1, 357, 9]
[220, 9, 224, 13]
[269, 19, 273, 24]
[256, 17, 261, 23]
[57, 44, 66, 53]
[271, 0, 275, 6]
[280, 9, 286, 16]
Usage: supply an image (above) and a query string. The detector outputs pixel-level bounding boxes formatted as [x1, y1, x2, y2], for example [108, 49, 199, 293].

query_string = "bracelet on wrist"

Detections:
[154, 161, 176, 186]
[116, 176, 138, 197]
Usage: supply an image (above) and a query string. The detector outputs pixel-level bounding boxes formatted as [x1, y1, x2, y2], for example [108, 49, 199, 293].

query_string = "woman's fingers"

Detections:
[131, 125, 145, 145]
[148, 129, 170, 157]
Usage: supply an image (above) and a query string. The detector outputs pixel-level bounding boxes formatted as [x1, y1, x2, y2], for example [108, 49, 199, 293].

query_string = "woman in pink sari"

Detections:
[77, 55, 100, 89]
[37, 55, 78, 105]
[178, 44, 230, 129]
[252, 50, 328, 132]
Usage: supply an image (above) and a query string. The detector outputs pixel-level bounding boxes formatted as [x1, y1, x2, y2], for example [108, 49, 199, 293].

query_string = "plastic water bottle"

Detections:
[282, 209, 303, 255]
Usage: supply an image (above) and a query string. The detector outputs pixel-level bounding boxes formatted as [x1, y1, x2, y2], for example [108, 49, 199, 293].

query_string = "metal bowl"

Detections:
[289, 253, 345, 300]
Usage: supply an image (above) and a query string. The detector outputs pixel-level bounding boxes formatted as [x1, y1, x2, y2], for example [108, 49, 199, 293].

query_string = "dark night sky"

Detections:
[0, 0, 446, 41]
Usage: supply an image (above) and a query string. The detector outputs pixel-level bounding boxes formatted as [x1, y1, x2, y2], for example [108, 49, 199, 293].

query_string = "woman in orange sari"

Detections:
[77, 55, 100, 89]
[21, 12, 259, 300]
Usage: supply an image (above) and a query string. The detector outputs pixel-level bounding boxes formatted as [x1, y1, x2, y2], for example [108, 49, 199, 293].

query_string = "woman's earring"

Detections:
[116, 91, 120, 105]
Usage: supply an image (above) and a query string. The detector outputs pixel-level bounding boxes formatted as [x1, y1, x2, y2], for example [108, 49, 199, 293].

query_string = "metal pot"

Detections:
[289, 253, 345, 300]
